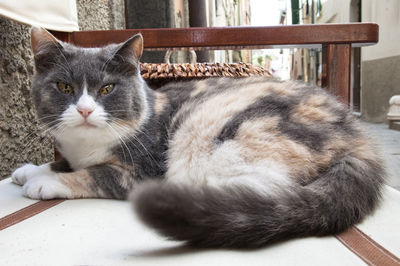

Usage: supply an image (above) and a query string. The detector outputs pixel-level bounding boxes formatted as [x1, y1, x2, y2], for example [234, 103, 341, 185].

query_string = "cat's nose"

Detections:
[77, 107, 94, 118]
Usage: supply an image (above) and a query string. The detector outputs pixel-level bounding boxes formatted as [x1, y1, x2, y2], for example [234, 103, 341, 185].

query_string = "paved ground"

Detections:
[361, 122, 400, 191]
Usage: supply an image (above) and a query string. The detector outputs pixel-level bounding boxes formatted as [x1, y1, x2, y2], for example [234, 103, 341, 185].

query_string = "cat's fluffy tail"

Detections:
[131, 154, 384, 248]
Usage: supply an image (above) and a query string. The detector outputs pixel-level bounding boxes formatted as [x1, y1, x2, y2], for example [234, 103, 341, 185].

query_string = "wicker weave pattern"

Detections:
[140, 63, 271, 80]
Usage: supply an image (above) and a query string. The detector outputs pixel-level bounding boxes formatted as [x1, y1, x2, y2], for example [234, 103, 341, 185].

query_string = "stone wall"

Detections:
[0, 0, 125, 179]
[77, 0, 125, 30]
[0, 19, 52, 180]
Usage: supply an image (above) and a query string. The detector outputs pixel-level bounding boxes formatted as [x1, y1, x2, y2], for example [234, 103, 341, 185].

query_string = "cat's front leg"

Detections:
[21, 164, 133, 200]
[11, 163, 54, 186]
[11, 159, 72, 186]
[22, 173, 72, 200]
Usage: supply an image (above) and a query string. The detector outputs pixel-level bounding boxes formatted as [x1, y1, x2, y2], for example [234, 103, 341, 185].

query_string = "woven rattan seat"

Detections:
[140, 62, 272, 88]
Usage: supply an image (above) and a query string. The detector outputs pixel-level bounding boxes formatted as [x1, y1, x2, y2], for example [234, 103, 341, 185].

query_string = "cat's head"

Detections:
[30, 27, 149, 143]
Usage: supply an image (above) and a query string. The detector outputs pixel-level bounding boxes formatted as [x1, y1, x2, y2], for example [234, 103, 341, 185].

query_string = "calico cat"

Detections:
[11, 27, 385, 248]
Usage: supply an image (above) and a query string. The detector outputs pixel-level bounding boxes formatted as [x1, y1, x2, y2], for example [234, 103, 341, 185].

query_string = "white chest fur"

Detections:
[56, 128, 118, 170]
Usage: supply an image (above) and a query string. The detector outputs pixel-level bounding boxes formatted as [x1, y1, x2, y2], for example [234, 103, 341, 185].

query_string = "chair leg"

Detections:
[322, 43, 352, 106]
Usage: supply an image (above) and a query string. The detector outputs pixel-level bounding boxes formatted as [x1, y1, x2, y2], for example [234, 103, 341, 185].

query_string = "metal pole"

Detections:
[291, 0, 299, 24]
[188, 0, 210, 62]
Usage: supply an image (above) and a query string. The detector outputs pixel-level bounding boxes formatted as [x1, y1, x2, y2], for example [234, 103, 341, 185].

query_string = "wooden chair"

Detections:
[52, 23, 379, 105]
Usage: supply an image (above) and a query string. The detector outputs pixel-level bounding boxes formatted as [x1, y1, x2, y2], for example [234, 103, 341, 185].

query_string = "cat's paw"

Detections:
[22, 175, 72, 200]
[11, 164, 41, 185]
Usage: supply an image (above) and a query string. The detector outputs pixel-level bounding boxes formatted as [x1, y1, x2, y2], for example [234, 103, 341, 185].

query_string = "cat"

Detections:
[11, 27, 385, 248]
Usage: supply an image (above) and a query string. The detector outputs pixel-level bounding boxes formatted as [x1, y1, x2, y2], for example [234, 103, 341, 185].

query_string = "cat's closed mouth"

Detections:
[77, 121, 96, 128]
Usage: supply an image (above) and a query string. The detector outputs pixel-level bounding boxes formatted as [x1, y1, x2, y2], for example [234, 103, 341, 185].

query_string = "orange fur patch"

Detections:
[235, 118, 318, 181]
[58, 170, 104, 198]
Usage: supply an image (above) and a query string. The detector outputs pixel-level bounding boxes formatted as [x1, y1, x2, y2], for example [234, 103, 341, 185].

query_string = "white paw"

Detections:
[11, 164, 41, 185]
[22, 176, 72, 200]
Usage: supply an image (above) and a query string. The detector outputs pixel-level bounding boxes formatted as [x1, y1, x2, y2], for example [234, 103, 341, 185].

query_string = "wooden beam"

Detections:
[54, 23, 378, 50]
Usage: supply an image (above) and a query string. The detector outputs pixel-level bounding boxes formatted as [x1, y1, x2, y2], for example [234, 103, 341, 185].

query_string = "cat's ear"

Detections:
[106, 34, 143, 75]
[31, 27, 62, 57]
[115, 33, 143, 61]
[31, 27, 64, 73]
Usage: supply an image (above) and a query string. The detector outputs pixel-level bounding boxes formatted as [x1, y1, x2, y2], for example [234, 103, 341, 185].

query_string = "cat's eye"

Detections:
[57, 82, 73, 94]
[99, 84, 115, 95]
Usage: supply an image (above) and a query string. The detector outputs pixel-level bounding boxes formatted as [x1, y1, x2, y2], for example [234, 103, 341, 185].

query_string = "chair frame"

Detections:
[51, 23, 379, 105]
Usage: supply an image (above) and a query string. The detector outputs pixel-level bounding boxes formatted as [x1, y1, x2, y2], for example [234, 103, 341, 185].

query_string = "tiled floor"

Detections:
[361, 122, 400, 191]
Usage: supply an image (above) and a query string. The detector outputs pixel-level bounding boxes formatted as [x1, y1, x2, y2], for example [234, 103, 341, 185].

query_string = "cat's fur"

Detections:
[12, 27, 385, 248]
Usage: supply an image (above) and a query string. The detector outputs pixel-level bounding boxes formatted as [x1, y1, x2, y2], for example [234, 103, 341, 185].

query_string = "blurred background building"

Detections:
[125, 0, 400, 123]
[292, 0, 400, 123]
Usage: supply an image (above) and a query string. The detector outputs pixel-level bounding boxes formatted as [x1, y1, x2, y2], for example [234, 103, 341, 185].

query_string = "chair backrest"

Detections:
[51, 23, 379, 104]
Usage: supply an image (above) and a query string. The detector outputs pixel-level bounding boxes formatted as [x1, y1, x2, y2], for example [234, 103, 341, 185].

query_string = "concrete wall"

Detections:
[362, 0, 400, 61]
[361, 0, 400, 122]
[361, 55, 400, 122]
[0, 0, 125, 179]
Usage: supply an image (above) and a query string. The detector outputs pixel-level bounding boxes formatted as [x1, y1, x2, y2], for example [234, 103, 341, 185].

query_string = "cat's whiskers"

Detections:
[112, 119, 154, 151]
[21, 125, 49, 145]
[101, 57, 113, 74]
[105, 122, 135, 167]
[24, 122, 62, 147]
[108, 122, 144, 155]
[21, 118, 62, 146]
[131, 133, 162, 169]
[100, 47, 125, 74]
[49, 121, 68, 137]
[106, 123, 130, 164]
[110, 120, 162, 169]
[108, 109, 129, 111]
[15, 120, 64, 164]
[37, 114, 62, 121]
[108, 121, 150, 159]
[50, 41, 73, 74]
[50, 62, 71, 76]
